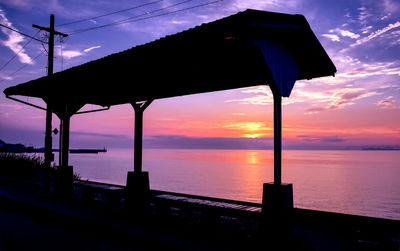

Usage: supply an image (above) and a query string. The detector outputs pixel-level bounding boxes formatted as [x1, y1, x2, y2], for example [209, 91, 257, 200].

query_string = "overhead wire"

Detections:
[68, 0, 221, 35]
[57, 0, 164, 27]
[1, 1, 165, 82]
[0, 23, 47, 43]
[119, 0, 223, 25]
[55, 35, 69, 71]
[0, 50, 45, 84]
[68, 0, 194, 34]
[0, 29, 46, 83]
[0, 30, 41, 72]
[1, 0, 222, 82]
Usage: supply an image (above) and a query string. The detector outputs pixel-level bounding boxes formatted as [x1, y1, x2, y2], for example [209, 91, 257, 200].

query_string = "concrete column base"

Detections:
[54, 165, 74, 198]
[262, 183, 293, 214]
[261, 183, 294, 247]
[125, 171, 150, 210]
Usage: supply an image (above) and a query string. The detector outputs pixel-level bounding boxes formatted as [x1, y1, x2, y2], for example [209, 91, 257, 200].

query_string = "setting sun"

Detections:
[224, 122, 272, 138]
[244, 133, 264, 139]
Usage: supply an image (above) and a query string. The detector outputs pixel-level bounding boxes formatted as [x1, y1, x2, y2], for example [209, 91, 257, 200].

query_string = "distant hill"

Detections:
[0, 139, 33, 153]
[362, 146, 400, 151]
[0, 139, 106, 154]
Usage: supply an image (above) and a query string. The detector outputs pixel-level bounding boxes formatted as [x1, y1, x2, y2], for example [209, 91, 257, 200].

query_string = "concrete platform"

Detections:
[0, 176, 399, 250]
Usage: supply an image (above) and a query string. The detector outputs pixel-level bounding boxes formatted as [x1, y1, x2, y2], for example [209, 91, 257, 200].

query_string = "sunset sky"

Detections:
[0, 0, 399, 150]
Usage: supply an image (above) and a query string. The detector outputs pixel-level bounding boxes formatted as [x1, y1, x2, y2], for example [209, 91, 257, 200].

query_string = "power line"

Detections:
[0, 50, 45, 84]
[57, 0, 164, 27]
[69, 0, 220, 35]
[55, 35, 69, 71]
[118, 0, 223, 25]
[0, 0, 222, 81]
[0, 30, 41, 73]
[0, 23, 47, 43]
[69, 0, 194, 34]
[107, 0, 195, 24]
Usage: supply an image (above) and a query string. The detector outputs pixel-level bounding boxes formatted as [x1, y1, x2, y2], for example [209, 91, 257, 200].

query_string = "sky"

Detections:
[0, 0, 399, 150]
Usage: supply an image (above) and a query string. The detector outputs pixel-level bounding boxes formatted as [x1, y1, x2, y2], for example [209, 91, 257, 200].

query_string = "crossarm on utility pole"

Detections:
[32, 24, 69, 37]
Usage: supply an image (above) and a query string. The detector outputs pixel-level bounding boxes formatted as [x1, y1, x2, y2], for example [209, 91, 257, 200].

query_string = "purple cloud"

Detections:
[143, 135, 274, 150]
[297, 135, 345, 143]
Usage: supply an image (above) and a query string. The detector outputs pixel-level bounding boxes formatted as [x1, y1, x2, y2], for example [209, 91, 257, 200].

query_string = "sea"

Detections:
[58, 149, 399, 220]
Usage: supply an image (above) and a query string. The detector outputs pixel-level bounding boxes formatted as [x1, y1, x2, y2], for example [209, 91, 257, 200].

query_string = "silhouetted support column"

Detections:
[263, 89, 293, 212]
[126, 100, 153, 211]
[273, 93, 282, 185]
[58, 118, 63, 165]
[262, 88, 293, 235]
[44, 105, 53, 167]
[55, 110, 73, 198]
[60, 116, 70, 168]
[42, 104, 53, 193]
[134, 104, 144, 173]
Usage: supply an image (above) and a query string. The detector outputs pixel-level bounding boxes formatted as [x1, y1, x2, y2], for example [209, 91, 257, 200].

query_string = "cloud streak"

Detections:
[144, 135, 273, 149]
[376, 96, 399, 109]
[322, 34, 340, 42]
[338, 29, 360, 39]
[296, 135, 345, 143]
[350, 21, 400, 47]
[225, 95, 273, 106]
[0, 8, 33, 64]
[305, 87, 377, 114]
[61, 50, 83, 59]
[358, 6, 371, 25]
[57, 45, 101, 60]
[328, 28, 360, 40]
[83, 45, 101, 53]
[226, 82, 378, 115]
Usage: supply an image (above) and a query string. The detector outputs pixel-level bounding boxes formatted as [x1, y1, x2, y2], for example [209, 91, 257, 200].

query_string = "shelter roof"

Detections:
[4, 9, 336, 108]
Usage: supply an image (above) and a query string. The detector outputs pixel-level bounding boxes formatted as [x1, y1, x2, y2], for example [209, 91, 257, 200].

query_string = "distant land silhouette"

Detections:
[361, 146, 400, 151]
[0, 139, 106, 154]
[0, 139, 36, 153]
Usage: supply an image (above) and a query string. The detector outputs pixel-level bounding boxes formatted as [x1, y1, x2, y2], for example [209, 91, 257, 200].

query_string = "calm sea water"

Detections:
[62, 149, 399, 220]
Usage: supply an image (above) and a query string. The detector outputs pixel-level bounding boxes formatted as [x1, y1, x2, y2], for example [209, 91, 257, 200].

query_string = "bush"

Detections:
[0, 153, 80, 181]
[0, 153, 47, 181]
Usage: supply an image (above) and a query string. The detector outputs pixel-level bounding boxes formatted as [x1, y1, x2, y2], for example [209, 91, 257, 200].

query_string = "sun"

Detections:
[244, 133, 264, 139]
[224, 122, 271, 138]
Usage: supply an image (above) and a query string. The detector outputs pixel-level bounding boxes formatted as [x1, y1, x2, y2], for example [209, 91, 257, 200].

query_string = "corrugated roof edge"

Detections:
[4, 9, 336, 97]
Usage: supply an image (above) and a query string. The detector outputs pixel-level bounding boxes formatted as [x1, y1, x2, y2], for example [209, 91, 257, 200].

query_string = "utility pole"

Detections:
[33, 14, 68, 168]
